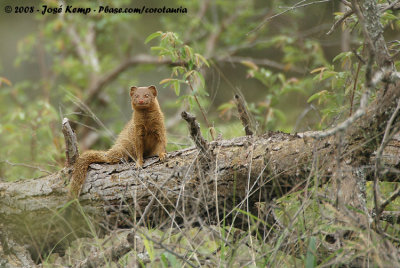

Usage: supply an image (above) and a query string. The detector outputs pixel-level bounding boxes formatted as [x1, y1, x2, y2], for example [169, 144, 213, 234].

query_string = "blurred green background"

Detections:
[1, 0, 398, 180]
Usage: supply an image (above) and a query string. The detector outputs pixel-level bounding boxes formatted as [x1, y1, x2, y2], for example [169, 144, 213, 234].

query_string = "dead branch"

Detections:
[327, 6, 354, 35]
[62, 118, 79, 167]
[181, 111, 210, 156]
[234, 94, 254, 136]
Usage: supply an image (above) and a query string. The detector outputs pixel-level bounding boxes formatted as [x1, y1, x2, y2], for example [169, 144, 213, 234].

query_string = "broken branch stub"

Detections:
[181, 111, 209, 154]
[62, 117, 79, 167]
[181, 111, 215, 168]
[234, 94, 254, 136]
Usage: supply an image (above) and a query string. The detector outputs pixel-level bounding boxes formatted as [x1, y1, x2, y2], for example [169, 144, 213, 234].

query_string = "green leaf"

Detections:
[173, 80, 180, 96]
[307, 90, 328, 103]
[145, 31, 163, 44]
[160, 78, 174, 85]
[183, 70, 195, 80]
[183, 45, 193, 60]
[188, 95, 195, 110]
[305, 236, 317, 268]
[332, 51, 352, 63]
[172, 66, 186, 77]
[142, 235, 154, 261]
[161, 252, 178, 267]
[150, 46, 169, 52]
[381, 11, 398, 21]
[195, 53, 210, 67]
[195, 71, 205, 89]
[161, 253, 168, 267]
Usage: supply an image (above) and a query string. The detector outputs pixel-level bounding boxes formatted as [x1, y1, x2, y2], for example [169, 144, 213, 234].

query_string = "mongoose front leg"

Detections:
[154, 131, 167, 161]
[134, 126, 145, 168]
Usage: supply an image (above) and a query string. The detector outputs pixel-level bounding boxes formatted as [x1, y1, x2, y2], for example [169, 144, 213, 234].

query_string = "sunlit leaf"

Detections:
[310, 67, 326, 74]
[159, 78, 174, 85]
[194, 53, 210, 67]
[144, 31, 163, 44]
[173, 80, 180, 96]
[241, 60, 258, 71]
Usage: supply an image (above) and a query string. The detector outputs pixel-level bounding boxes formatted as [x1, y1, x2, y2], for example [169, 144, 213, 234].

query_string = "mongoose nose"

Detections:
[139, 100, 144, 104]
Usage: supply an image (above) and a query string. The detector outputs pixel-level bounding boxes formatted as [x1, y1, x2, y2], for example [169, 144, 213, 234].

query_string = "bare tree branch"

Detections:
[219, 56, 304, 74]
[249, 0, 331, 34]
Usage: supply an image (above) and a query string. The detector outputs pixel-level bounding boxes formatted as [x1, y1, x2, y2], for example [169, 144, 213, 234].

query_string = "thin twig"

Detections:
[349, 45, 365, 116]
[249, 0, 331, 34]
[220, 56, 304, 74]
[379, 0, 400, 13]
[1, 160, 52, 175]
[327, 8, 354, 35]
[136, 177, 171, 226]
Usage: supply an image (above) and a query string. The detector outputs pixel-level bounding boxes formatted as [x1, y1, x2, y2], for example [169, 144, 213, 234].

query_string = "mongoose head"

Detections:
[130, 85, 158, 110]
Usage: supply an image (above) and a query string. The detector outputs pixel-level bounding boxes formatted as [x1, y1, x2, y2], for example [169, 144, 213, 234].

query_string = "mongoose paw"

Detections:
[136, 159, 143, 169]
[159, 152, 166, 162]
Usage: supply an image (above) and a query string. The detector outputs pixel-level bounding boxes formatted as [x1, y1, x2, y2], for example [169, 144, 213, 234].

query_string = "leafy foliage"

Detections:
[147, 31, 209, 110]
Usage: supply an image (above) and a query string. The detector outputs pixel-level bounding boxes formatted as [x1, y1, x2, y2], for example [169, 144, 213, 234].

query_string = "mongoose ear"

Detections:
[130, 86, 137, 97]
[148, 85, 157, 97]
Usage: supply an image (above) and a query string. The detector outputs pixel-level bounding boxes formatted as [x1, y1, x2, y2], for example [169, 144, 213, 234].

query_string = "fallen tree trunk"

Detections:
[0, 71, 399, 261]
[0, 132, 312, 252]
[1, 77, 400, 261]
[0, 132, 305, 262]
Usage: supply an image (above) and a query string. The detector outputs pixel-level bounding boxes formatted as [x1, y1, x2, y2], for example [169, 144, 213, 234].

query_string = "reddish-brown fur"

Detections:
[69, 85, 167, 197]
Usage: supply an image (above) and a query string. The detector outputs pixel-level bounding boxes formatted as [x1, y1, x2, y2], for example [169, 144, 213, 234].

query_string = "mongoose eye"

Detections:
[144, 94, 150, 98]
[134, 94, 139, 98]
